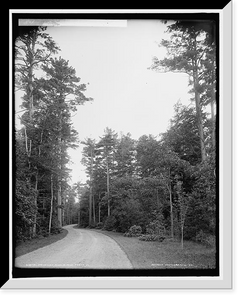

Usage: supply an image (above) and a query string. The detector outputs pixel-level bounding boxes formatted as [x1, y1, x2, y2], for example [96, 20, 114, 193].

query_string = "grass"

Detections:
[93, 229, 216, 269]
[15, 229, 68, 258]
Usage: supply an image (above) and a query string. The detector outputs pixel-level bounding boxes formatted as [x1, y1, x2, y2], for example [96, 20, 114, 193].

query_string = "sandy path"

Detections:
[15, 225, 133, 269]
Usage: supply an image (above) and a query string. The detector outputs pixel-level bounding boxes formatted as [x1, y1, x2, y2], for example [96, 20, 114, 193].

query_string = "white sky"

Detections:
[16, 20, 192, 184]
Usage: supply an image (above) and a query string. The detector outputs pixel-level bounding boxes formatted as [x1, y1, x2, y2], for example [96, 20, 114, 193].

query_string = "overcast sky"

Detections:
[17, 20, 192, 184]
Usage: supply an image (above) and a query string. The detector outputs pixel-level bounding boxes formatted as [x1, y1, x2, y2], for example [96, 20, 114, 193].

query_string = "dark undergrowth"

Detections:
[15, 229, 68, 258]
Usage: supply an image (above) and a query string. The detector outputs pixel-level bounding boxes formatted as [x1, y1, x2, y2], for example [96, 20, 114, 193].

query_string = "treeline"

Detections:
[77, 20, 217, 247]
[78, 104, 216, 246]
[15, 27, 92, 241]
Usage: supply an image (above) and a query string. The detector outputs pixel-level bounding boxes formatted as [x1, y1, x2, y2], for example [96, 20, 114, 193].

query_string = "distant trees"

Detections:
[79, 117, 216, 247]
[15, 27, 92, 240]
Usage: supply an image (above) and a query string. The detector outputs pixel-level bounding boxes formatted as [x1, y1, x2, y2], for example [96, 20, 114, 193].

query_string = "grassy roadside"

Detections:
[92, 229, 216, 269]
[15, 229, 68, 258]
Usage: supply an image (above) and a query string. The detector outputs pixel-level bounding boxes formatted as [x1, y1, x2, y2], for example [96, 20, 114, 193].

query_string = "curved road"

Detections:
[15, 225, 133, 269]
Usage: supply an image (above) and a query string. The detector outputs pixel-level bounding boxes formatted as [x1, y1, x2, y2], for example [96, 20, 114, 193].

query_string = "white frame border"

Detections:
[6, 3, 232, 289]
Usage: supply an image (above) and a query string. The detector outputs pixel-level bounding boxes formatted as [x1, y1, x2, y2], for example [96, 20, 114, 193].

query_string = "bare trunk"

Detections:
[57, 106, 63, 227]
[57, 178, 62, 227]
[24, 126, 31, 169]
[211, 101, 215, 149]
[98, 202, 101, 223]
[32, 171, 38, 237]
[169, 185, 174, 239]
[211, 73, 216, 150]
[28, 36, 35, 121]
[180, 213, 187, 250]
[181, 225, 184, 249]
[194, 72, 206, 162]
[106, 159, 110, 216]
[48, 174, 54, 235]
[191, 34, 206, 162]
[93, 194, 96, 224]
[78, 207, 80, 227]
[89, 146, 94, 226]
[167, 168, 174, 239]
[89, 187, 92, 226]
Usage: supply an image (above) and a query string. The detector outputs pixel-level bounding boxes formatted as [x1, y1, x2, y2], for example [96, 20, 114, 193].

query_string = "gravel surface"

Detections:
[15, 224, 133, 269]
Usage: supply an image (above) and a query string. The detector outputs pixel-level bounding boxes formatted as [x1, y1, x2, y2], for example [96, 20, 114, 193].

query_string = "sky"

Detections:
[16, 20, 192, 184]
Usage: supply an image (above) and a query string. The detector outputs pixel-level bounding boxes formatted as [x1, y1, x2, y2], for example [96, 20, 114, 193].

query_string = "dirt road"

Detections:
[15, 225, 133, 269]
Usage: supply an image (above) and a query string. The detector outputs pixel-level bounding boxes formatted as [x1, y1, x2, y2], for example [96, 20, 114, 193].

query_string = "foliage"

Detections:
[124, 225, 142, 237]
[138, 234, 165, 242]
[15, 179, 37, 241]
[150, 21, 216, 162]
[162, 102, 208, 165]
[79, 120, 216, 244]
[15, 25, 217, 250]
[95, 222, 104, 229]
[103, 216, 117, 231]
[136, 220, 166, 242]
[195, 230, 216, 248]
[15, 27, 92, 240]
[145, 220, 165, 235]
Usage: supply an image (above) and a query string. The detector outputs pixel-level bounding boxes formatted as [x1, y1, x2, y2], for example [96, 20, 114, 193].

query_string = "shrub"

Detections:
[124, 225, 142, 237]
[103, 216, 117, 231]
[138, 220, 165, 242]
[138, 234, 165, 242]
[95, 222, 103, 229]
[146, 220, 165, 235]
[195, 230, 216, 248]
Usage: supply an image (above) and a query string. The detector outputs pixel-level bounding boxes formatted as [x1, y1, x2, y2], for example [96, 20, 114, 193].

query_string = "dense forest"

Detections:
[15, 21, 216, 249]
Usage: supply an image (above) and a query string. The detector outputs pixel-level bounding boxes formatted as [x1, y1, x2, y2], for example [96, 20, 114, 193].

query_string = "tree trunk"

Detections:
[89, 186, 92, 226]
[106, 158, 110, 216]
[211, 71, 216, 150]
[32, 170, 38, 237]
[57, 103, 63, 227]
[93, 194, 96, 224]
[98, 202, 101, 223]
[166, 168, 174, 239]
[169, 184, 174, 239]
[191, 34, 206, 162]
[28, 34, 36, 121]
[193, 71, 206, 162]
[211, 100, 215, 149]
[181, 224, 184, 249]
[48, 174, 54, 235]
[57, 177, 62, 227]
[89, 146, 94, 226]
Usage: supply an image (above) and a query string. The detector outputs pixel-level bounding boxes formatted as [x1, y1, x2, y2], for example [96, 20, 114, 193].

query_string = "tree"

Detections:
[162, 101, 209, 165]
[37, 56, 92, 226]
[136, 134, 160, 177]
[15, 26, 60, 119]
[114, 133, 136, 177]
[175, 178, 189, 249]
[15, 28, 93, 238]
[15, 27, 60, 236]
[186, 155, 216, 240]
[96, 128, 118, 216]
[151, 140, 192, 240]
[81, 138, 96, 226]
[150, 21, 216, 161]
[15, 132, 37, 239]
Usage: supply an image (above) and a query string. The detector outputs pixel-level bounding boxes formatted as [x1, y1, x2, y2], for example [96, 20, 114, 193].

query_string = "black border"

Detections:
[9, 1, 231, 9]
[11, 12, 220, 280]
